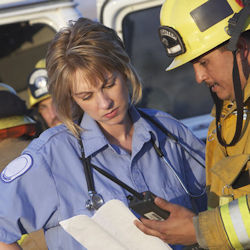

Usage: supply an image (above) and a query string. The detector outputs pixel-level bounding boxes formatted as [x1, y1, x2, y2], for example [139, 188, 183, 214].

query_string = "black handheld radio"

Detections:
[128, 191, 170, 221]
[84, 159, 171, 220]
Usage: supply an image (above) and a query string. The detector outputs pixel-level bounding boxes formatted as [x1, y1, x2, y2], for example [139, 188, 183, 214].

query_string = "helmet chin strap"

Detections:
[211, 2, 250, 147]
[211, 50, 244, 147]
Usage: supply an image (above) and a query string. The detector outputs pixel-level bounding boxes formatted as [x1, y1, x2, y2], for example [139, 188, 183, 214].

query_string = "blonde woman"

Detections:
[0, 18, 206, 250]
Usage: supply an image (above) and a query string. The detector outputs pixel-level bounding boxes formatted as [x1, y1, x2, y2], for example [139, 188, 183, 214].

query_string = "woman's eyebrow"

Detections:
[72, 90, 92, 96]
[72, 74, 117, 96]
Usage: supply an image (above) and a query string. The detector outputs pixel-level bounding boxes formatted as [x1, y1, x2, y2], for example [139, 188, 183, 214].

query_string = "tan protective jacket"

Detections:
[197, 78, 250, 249]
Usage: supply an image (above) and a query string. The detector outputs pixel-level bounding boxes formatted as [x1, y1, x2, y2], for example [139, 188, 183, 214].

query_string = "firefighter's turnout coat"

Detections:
[197, 77, 250, 249]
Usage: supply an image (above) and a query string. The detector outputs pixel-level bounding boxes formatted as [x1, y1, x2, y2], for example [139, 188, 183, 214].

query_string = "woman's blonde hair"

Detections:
[46, 18, 142, 137]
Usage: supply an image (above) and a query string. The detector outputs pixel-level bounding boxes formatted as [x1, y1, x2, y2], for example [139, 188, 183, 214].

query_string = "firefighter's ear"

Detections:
[237, 36, 249, 59]
[237, 36, 250, 79]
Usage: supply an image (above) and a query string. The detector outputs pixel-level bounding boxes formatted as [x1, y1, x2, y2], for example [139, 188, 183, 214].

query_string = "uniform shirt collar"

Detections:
[79, 105, 156, 157]
[129, 106, 155, 143]
[129, 106, 156, 159]
[79, 112, 109, 157]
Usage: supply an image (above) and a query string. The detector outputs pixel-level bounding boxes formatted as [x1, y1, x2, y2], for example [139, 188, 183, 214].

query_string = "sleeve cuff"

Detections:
[193, 215, 208, 249]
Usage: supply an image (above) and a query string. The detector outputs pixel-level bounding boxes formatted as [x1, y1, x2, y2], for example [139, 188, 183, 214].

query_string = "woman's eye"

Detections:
[104, 80, 115, 89]
[82, 94, 92, 101]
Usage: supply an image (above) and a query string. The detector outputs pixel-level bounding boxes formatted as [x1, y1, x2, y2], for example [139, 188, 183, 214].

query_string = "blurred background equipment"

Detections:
[0, 0, 81, 101]
[0, 0, 213, 141]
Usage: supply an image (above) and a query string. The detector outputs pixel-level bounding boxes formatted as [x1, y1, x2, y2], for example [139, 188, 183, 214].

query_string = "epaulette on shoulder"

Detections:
[138, 107, 183, 139]
[26, 124, 69, 152]
[139, 107, 177, 122]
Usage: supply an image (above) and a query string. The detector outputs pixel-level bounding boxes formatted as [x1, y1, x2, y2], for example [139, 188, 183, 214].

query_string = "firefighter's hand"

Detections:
[134, 197, 197, 246]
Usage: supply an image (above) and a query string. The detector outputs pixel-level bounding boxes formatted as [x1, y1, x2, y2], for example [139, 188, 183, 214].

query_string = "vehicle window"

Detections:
[0, 21, 56, 95]
[122, 6, 213, 120]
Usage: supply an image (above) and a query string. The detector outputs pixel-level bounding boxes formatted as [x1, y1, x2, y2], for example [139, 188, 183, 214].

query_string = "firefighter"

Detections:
[27, 59, 61, 131]
[135, 0, 250, 249]
[0, 83, 47, 250]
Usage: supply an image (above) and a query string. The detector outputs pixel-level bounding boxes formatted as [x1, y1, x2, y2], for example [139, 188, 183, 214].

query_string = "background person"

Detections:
[27, 59, 61, 131]
[0, 83, 47, 250]
[0, 17, 207, 250]
[135, 0, 250, 249]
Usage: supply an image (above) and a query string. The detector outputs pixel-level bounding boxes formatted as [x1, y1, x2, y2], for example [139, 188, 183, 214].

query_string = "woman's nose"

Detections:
[97, 92, 113, 109]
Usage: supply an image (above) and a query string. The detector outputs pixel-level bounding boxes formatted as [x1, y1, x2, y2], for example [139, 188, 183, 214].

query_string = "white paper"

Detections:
[60, 214, 126, 250]
[60, 199, 172, 250]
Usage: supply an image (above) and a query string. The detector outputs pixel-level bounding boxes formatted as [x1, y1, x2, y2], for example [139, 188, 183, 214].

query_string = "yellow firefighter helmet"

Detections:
[159, 0, 250, 70]
[28, 59, 50, 107]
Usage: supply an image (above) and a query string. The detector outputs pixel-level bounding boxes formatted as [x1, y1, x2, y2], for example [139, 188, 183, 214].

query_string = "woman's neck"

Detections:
[100, 116, 134, 153]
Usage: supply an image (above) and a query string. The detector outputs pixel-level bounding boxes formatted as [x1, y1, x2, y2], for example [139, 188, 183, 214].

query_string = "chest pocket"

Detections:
[212, 154, 250, 193]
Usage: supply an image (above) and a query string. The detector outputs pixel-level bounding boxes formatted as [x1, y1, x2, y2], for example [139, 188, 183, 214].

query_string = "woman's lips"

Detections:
[104, 108, 118, 119]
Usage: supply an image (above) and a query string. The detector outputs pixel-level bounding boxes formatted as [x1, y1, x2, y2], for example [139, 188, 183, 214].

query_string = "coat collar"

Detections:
[211, 76, 250, 117]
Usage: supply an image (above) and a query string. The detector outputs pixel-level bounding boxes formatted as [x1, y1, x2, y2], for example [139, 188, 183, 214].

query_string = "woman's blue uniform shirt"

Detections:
[0, 106, 207, 249]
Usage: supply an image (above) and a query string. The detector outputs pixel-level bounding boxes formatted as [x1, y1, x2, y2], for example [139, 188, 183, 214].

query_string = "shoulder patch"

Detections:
[1, 154, 33, 183]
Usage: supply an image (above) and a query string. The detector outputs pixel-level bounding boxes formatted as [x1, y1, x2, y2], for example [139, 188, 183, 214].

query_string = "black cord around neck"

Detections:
[211, 50, 244, 147]
[79, 137, 143, 200]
